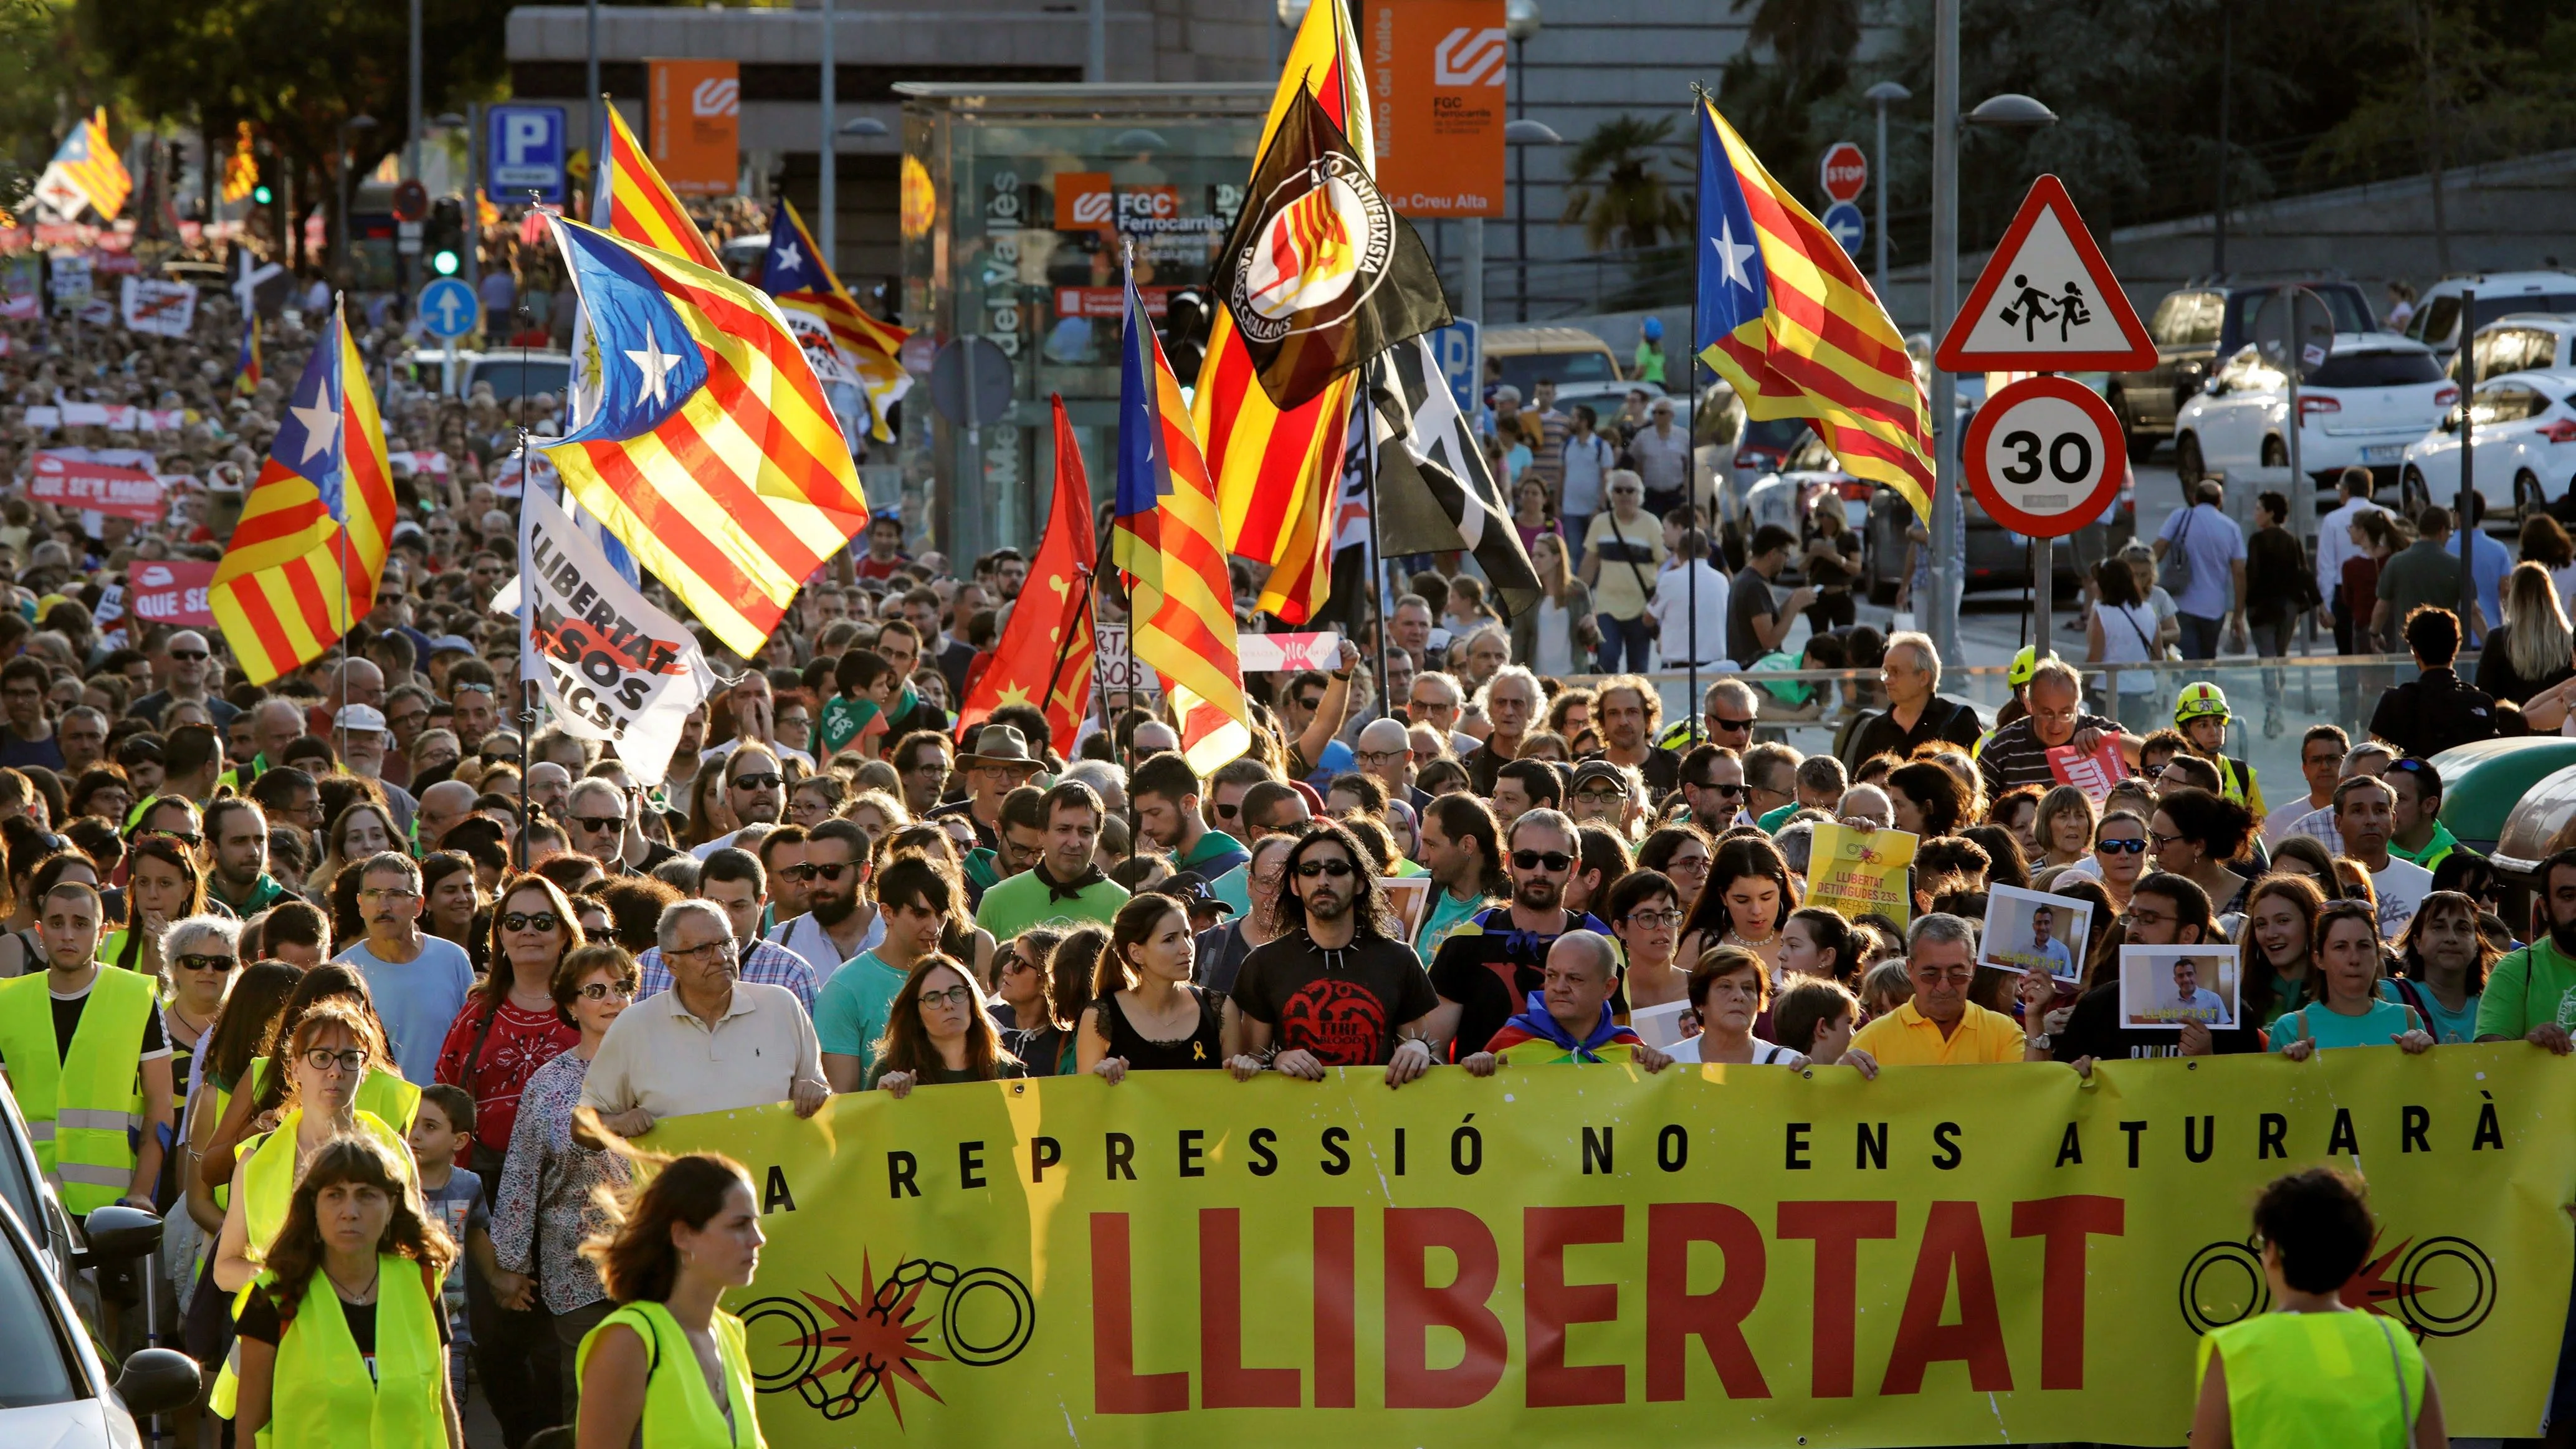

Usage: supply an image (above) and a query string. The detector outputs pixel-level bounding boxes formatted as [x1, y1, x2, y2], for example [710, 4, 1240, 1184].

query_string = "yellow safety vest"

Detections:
[255, 1255, 445, 1449]
[2200, 1309, 2425, 1449]
[0, 967, 156, 1213]
[247, 1056, 422, 1133]
[579, 1301, 765, 1449]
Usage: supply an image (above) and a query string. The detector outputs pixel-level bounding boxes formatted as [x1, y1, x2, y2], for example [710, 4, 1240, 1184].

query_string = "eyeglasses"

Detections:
[575, 982, 634, 1002]
[388, 710, 429, 730]
[1623, 909, 1684, 929]
[1667, 854, 1710, 876]
[176, 953, 237, 973]
[1512, 849, 1574, 871]
[730, 772, 783, 791]
[359, 888, 420, 902]
[1355, 749, 1406, 768]
[500, 911, 562, 933]
[810, 861, 856, 882]
[2140, 762, 2168, 780]
[573, 815, 625, 833]
[2094, 838, 2148, 855]
[775, 863, 819, 881]
[922, 983, 976, 1008]
[667, 939, 732, 964]
[302, 1047, 368, 1074]
[452, 682, 495, 696]
[1573, 788, 1624, 805]
[1709, 716, 1754, 732]
[1295, 858, 1356, 879]
[2150, 830, 2185, 849]
[168, 649, 208, 662]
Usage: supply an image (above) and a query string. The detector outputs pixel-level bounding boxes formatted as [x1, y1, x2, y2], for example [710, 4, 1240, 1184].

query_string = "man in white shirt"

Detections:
[1557, 405, 1613, 547]
[2333, 774, 2431, 940]
[1629, 398, 1691, 512]
[1651, 528, 1732, 668]
[2314, 468, 2387, 646]
[2263, 725, 2351, 848]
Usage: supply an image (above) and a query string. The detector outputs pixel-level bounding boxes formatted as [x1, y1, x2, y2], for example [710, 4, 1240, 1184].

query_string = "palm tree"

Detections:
[1562, 115, 1693, 252]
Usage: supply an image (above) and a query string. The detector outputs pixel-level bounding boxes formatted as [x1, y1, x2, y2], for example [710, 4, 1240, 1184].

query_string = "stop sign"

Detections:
[1820, 141, 1868, 204]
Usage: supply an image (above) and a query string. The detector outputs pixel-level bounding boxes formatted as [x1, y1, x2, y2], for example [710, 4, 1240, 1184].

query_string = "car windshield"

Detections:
[0, 1215, 74, 1408]
[469, 357, 573, 404]
[2231, 287, 2375, 348]
[0, 1109, 40, 1253]
[1741, 418, 1810, 452]
[2311, 350, 2445, 388]
[1495, 350, 1618, 395]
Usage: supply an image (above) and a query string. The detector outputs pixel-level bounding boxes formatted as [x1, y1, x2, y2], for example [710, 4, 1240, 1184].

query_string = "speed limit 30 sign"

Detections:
[1963, 375, 2126, 537]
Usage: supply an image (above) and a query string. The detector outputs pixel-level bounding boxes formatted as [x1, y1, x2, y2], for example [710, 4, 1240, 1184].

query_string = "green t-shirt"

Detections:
[813, 950, 912, 1076]
[819, 696, 880, 757]
[2272, 998, 2420, 1053]
[1415, 888, 1490, 960]
[2474, 937, 2576, 1041]
[1175, 829, 1249, 877]
[1757, 803, 1798, 833]
[2386, 821, 2458, 871]
[2379, 980, 2481, 1045]
[975, 869, 1129, 941]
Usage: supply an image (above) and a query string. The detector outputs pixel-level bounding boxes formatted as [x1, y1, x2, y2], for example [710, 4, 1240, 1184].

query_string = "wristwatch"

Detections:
[2027, 1033, 2051, 1051]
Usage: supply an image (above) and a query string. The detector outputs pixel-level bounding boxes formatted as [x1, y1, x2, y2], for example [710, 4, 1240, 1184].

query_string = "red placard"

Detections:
[1934, 174, 2157, 372]
[1962, 376, 2126, 538]
[125, 560, 217, 628]
[27, 449, 166, 521]
[1819, 141, 1868, 203]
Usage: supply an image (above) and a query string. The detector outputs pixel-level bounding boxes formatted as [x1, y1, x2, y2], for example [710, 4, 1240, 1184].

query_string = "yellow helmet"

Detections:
[2173, 682, 2231, 726]
[2008, 646, 2051, 689]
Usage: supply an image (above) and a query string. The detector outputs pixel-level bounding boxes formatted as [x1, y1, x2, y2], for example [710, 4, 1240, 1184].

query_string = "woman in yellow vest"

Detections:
[2191, 1167, 2448, 1448]
[214, 997, 417, 1293]
[232, 1132, 462, 1448]
[201, 964, 421, 1199]
[576, 1141, 768, 1448]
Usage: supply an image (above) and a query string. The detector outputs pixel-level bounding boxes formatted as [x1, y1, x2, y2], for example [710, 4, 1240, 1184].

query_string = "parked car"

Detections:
[1484, 324, 1623, 399]
[0, 1192, 198, 1448]
[2403, 271, 2576, 365]
[720, 232, 770, 282]
[403, 348, 574, 404]
[2173, 333, 2454, 490]
[0, 1075, 75, 1294]
[2110, 280, 2377, 459]
[2400, 368, 2576, 519]
[2451, 313, 2576, 382]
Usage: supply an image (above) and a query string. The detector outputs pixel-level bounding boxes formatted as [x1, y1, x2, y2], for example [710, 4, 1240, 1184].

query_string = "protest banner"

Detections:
[125, 559, 217, 628]
[48, 252, 90, 309]
[118, 276, 197, 337]
[491, 482, 714, 785]
[1805, 822, 1916, 925]
[1238, 631, 1346, 674]
[27, 447, 166, 521]
[645, 1046, 2576, 1447]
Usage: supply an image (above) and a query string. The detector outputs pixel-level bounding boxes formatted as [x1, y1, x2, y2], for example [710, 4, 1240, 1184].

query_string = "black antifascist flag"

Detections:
[1212, 85, 1451, 411]
[1368, 337, 1542, 624]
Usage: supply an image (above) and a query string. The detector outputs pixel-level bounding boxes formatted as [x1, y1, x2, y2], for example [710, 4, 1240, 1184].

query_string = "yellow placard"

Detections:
[645, 1046, 2576, 1447]
[1807, 821, 1919, 926]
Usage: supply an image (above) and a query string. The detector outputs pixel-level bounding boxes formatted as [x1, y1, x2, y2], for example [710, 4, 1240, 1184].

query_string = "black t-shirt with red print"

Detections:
[1229, 932, 1439, 1067]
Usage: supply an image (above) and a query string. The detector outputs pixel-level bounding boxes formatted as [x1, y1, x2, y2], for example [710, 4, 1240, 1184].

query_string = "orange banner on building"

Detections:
[1369, 0, 1507, 218]
[648, 59, 740, 198]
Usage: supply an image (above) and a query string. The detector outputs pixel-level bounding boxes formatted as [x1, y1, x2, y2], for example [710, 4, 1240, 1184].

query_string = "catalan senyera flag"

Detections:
[1192, 0, 1372, 625]
[541, 216, 869, 658]
[1115, 274, 1251, 773]
[758, 196, 913, 445]
[232, 310, 260, 396]
[1695, 101, 1935, 520]
[956, 396, 1096, 758]
[211, 301, 394, 684]
[32, 109, 131, 222]
[221, 122, 258, 204]
[597, 103, 720, 269]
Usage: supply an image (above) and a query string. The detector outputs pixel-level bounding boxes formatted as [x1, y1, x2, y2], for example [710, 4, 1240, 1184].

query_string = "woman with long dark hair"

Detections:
[869, 956, 1026, 1095]
[104, 833, 207, 975]
[177, 959, 302, 1366]
[1080, 893, 1224, 1079]
[574, 1150, 768, 1448]
[1677, 835, 1796, 975]
[1633, 823, 1712, 916]
[1885, 761, 1969, 839]
[231, 1134, 462, 1447]
[433, 874, 584, 1180]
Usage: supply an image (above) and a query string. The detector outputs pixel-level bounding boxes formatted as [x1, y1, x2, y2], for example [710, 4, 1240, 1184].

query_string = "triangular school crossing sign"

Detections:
[1935, 174, 2157, 371]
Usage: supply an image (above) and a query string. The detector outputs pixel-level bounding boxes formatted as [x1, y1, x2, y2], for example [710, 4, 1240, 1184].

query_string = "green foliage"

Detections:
[1562, 114, 1693, 252]
[0, 0, 110, 207]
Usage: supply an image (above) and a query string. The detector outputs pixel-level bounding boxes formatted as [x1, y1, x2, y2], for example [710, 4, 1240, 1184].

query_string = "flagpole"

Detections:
[1684, 83, 1704, 739]
[1362, 355, 1393, 724]
[515, 426, 535, 873]
[334, 295, 350, 773]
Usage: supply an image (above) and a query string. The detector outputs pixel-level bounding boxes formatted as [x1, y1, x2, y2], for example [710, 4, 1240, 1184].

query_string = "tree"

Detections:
[1562, 115, 1693, 251]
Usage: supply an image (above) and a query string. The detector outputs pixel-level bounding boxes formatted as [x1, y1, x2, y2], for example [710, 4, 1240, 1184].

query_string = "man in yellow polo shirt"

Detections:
[1842, 914, 2025, 1068]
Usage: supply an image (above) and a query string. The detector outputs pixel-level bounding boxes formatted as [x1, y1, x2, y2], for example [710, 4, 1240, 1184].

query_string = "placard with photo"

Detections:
[1977, 884, 2092, 985]
[2118, 945, 2240, 1030]
[1378, 876, 1432, 943]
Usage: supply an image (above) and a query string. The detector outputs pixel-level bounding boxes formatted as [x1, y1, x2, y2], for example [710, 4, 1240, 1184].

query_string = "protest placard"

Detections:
[2119, 944, 2240, 1028]
[2047, 737, 2130, 805]
[118, 277, 198, 337]
[27, 448, 166, 521]
[125, 560, 217, 628]
[1804, 821, 1917, 925]
[1979, 882, 2091, 984]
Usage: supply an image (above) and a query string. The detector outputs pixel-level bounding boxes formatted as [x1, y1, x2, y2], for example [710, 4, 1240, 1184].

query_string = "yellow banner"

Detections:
[1808, 823, 1917, 925]
[646, 1046, 2576, 1447]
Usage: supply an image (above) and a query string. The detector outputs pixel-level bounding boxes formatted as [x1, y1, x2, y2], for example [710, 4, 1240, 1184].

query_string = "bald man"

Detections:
[414, 780, 477, 855]
[1354, 717, 1422, 810]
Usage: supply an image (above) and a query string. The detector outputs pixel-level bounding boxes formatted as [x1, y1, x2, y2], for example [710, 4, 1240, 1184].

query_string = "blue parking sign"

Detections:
[1430, 320, 1480, 419]
[488, 105, 566, 206]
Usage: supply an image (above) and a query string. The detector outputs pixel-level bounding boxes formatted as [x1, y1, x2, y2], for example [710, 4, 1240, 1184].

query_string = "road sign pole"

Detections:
[1928, 0, 1960, 660]
[2460, 288, 2477, 639]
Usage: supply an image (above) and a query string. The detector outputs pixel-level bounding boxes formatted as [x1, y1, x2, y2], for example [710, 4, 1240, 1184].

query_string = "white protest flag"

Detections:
[491, 484, 715, 786]
[118, 277, 197, 337]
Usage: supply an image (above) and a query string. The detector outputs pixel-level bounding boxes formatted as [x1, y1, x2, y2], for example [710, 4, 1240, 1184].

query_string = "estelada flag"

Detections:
[954, 396, 1096, 758]
[1211, 84, 1449, 413]
[758, 196, 912, 444]
[211, 299, 393, 684]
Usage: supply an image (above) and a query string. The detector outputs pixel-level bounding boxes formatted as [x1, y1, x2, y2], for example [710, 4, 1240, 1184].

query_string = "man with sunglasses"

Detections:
[0, 881, 171, 1213]
[1678, 744, 1748, 831]
[335, 851, 475, 1084]
[566, 778, 637, 872]
[1223, 821, 1441, 1081]
[975, 782, 1128, 940]
[1424, 809, 1613, 1063]
[130, 629, 239, 728]
[691, 744, 788, 861]
[766, 819, 885, 988]
[2383, 758, 2459, 873]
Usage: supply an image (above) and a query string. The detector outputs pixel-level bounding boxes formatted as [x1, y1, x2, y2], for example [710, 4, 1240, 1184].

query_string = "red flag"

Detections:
[955, 397, 1098, 757]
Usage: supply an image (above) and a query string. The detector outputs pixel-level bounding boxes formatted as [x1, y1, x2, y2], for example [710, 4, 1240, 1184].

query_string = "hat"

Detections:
[2007, 645, 2054, 689]
[958, 724, 1041, 769]
[1569, 760, 1629, 796]
[1162, 871, 1236, 916]
[2174, 681, 2230, 726]
[428, 634, 477, 658]
[335, 704, 388, 734]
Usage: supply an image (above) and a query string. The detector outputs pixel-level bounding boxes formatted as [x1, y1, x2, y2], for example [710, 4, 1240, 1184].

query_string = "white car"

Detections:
[2174, 333, 2456, 489]
[2403, 270, 2576, 364]
[0, 1192, 198, 1448]
[2454, 313, 2576, 381]
[2400, 368, 2576, 518]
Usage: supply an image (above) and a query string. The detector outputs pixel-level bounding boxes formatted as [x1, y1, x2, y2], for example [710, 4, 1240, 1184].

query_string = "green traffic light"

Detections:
[252, 184, 272, 204]
[431, 251, 460, 276]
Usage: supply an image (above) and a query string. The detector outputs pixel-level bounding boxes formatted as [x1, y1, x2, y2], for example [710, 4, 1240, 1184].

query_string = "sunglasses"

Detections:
[168, 649, 208, 661]
[2094, 838, 2149, 855]
[1294, 858, 1356, 879]
[1710, 716, 1754, 731]
[574, 815, 626, 833]
[574, 982, 633, 1002]
[176, 953, 237, 973]
[730, 772, 783, 791]
[775, 863, 819, 881]
[501, 911, 563, 933]
[811, 861, 857, 882]
[1513, 849, 1575, 871]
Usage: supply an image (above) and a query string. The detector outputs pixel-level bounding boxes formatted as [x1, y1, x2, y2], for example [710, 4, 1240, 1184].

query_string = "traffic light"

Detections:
[252, 184, 272, 205]
[426, 196, 465, 277]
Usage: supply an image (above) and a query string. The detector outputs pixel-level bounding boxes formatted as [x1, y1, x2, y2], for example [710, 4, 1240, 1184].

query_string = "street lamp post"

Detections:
[1505, 0, 1540, 322]
[820, 0, 836, 268]
[336, 115, 379, 290]
[1864, 81, 1909, 302]
[586, 0, 600, 199]
[408, 0, 422, 181]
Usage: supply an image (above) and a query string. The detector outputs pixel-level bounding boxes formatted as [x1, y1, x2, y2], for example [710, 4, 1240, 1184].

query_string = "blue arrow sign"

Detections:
[418, 277, 480, 340]
[1822, 202, 1866, 258]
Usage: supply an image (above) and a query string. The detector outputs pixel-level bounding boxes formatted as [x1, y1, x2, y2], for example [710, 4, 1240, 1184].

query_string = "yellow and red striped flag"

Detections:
[1191, 0, 1371, 624]
[211, 300, 394, 684]
[540, 216, 869, 658]
[1694, 101, 1934, 519]
[757, 196, 912, 444]
[596, 104, 720, 269]
[32, 109, 131, 222]
[1115, 272, 1250, 773]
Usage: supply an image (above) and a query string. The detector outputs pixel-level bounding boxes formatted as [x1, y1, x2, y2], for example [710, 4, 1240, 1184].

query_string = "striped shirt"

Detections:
[1974, 712, 2125, 797]
[635, 938, 819, 1015]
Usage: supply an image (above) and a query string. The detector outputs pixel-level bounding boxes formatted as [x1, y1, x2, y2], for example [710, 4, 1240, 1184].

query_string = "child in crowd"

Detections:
[411, 1083, 495, 1404]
